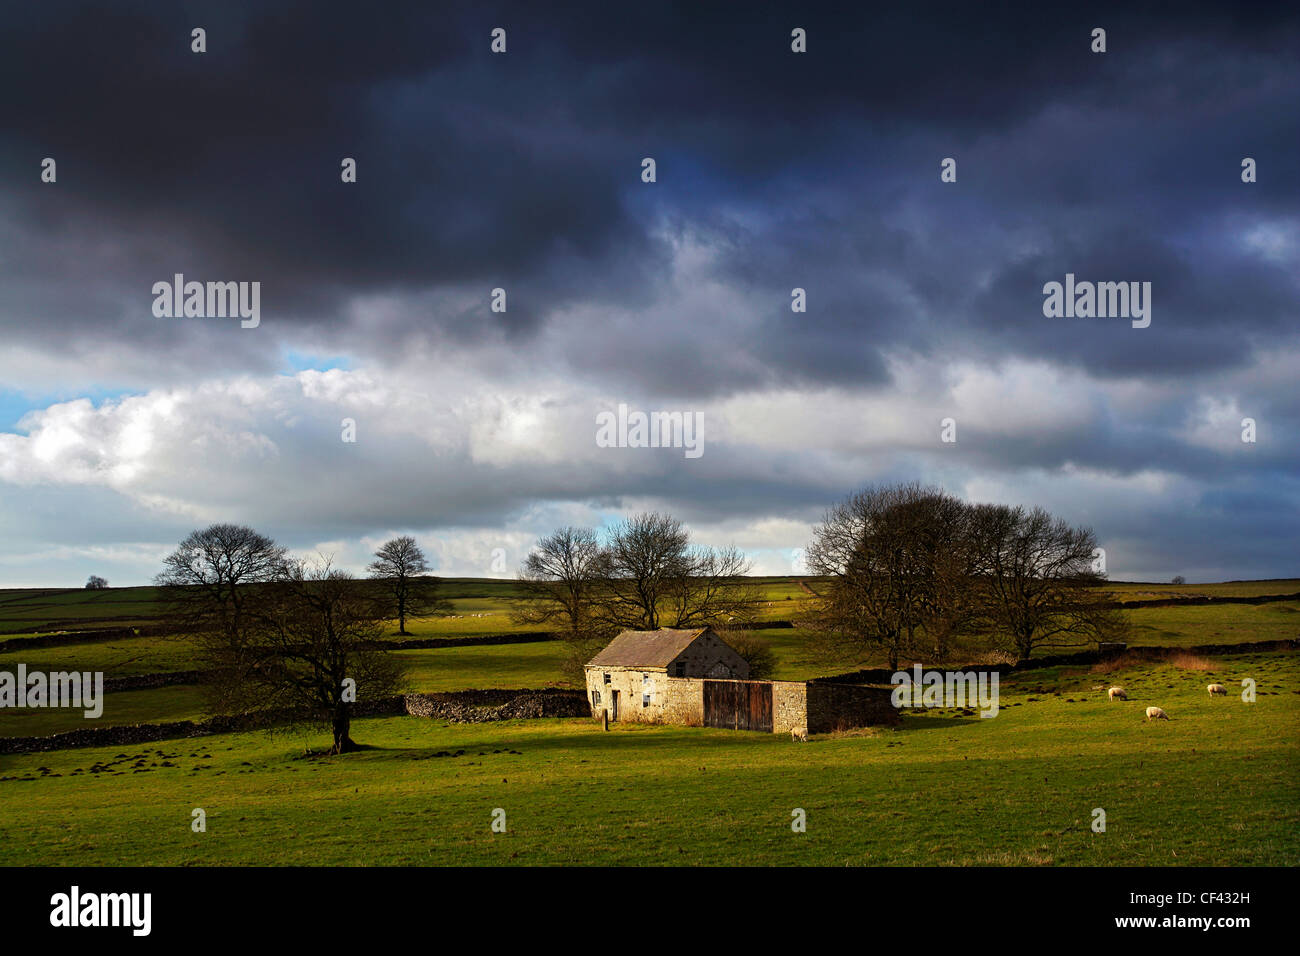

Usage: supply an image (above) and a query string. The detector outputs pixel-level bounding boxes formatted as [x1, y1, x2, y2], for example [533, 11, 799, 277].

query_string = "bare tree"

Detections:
[898, 490, 980, 660]
[968, 504, 1127, 661]
[516, 514, 759, 679]
[154, 523, 289, 650]
[806, 483, 971, 669]
[808, 485, 1128, 666]
[514, 527, 605, 635]
[367, 535, 450, 635]
[663, 545, 761, 629]
[84, 575, 109, 590]
[514, 526, 612, 676]
[595, 513, 692, 630]
[594, 512, 756, 632]
[210, 561, 406, 754]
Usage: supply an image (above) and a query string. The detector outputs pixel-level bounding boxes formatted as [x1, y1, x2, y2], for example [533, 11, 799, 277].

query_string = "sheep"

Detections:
[790, 727, 808, 742]
[1107, 686, 1128, 701]
[1207, 683, 1227, 696]
[1145, 706, 1170, 721]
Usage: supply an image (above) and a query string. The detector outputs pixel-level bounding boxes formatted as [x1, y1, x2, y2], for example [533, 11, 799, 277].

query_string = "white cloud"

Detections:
[0, 335, 1294, 584]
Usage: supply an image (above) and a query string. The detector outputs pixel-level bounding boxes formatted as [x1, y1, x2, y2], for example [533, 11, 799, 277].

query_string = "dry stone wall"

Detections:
[771, 681, 808, 734]
[0, 688, 588, 754]
[661, 678, 704, 725]
[806, 683, 899, 732]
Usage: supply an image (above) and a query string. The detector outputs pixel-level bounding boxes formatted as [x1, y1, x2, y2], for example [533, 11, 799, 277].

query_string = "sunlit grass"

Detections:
[1, 651, 1294, 866]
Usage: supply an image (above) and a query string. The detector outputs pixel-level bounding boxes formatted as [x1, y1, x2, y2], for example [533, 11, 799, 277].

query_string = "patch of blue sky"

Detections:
[280, 348, 353, 374]
[0, 386, 138, 432]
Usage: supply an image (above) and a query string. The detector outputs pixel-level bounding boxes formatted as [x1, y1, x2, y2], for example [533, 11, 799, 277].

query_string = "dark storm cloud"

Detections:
[2, 0, 1296, 394]
[1, 0, 1298, 585]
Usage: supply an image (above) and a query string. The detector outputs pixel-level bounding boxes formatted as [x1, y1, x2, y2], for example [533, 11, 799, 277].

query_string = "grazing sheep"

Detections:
[1145, 706, 1170, 721]
[1107, 686, 1128, 701]
[790, 727, 808, 742]
[1207, 683, 1227, 696]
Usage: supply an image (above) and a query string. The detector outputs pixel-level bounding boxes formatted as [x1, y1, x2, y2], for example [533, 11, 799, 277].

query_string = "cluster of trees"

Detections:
[152, 488, 1121, 749]
[518, 493, 1121, 675]
[806, 482, 1126, 667]
[514, 513, 764, 676]
[84, 575, 109, 589]
[155, 525, 447, 753]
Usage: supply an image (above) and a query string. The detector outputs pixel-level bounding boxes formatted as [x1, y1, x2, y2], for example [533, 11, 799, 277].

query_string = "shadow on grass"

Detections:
[336, 715, 906, 759]
[895, 713, 984, 731]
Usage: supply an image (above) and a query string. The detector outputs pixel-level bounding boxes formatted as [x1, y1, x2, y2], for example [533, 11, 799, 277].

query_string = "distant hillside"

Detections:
[1, 576, 1297, 636]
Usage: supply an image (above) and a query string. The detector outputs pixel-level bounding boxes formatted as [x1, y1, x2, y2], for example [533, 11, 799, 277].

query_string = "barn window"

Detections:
[592, 690, 601, 705]
[642, 673, 652, 706]
[603, 672, 611, 685]
[674, 661, 686, 677]
[642, 693, 650, 707]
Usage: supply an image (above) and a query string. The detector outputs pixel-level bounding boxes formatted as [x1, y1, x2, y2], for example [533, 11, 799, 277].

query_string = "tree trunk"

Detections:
[331, 705, 357, 754]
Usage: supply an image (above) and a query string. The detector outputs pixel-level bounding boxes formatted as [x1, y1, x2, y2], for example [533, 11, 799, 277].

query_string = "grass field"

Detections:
[0, 685, 209, 738]
[1124, 602, 1300, 646]
[1103, 580, 1300, 601]
[0, 586, 172, 633]
[0, 585, 812, 639]
[1, 576, 1296, 867]
[0, 641, 575, 737]
[0, 650, 1294, 866]
[1, 578, 1295, 738]
[8, 576, 1295, 636]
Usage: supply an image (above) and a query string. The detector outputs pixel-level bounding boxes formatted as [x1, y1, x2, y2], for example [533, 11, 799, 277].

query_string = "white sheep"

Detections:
[790, 727, 808, 742]
[1107, 686, 1127, 701]
[1207, 683, 1227, 696]
[1145, 706, 1170, 721]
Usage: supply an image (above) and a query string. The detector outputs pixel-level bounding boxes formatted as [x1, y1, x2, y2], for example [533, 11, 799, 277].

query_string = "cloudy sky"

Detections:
[1, 1, 1297, 587]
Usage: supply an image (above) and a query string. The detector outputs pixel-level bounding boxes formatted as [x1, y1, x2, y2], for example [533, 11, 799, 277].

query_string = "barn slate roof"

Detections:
[586, 627, 715, 668]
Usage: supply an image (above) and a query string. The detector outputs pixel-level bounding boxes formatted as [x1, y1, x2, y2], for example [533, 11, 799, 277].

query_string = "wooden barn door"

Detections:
[703, 681, 773, 732]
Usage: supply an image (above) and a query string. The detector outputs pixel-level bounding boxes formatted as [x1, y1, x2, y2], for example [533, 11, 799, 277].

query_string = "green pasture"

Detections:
[1, 650, 1294, 866]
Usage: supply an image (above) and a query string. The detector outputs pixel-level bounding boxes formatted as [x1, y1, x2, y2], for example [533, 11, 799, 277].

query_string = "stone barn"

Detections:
[584, 627, 749, 723]
[584, 627, 896, 734]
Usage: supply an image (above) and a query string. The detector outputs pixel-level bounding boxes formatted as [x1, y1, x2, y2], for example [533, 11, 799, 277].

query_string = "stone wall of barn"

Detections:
[584, 668, 897, 733]
[771, 681, 808, 734]
[805, 682, 899, 732]
[584, 665, 672, 724]
[661, 678, 705, 725]
[665, 632, 751, 679]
